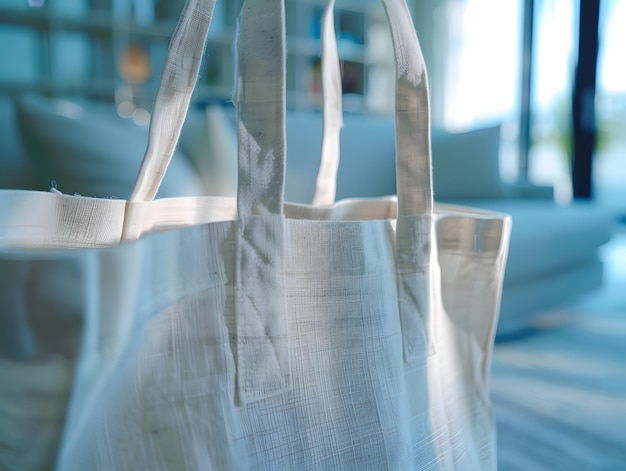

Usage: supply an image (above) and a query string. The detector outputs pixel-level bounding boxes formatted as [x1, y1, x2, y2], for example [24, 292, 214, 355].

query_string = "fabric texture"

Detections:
[0, 0, 511, 469]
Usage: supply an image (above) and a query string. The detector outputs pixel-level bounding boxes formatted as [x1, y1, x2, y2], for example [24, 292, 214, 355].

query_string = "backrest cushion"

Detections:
[283, 111, 397, 204]
[15, 94, 206, 199]
[0, 98, 32, 190]
[432, 124, 505, 200]
[179, 104, 238, 197]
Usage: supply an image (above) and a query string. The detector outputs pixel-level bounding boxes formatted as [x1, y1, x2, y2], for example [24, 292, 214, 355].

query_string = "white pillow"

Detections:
[15, 94, 206, 199]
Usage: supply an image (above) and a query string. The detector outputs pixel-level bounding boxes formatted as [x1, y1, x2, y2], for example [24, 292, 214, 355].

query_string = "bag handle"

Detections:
[382, 0, 434, 364]
[122, 0, 289, 404]
[382, 0, 433, 217]
[308, 0, 434, 362]
[312, 0, 343, 207]
[234, 0, 286, 217]
[123, 0, 430, 222]
[122, 0, 431, 367]
[311, 0, 433, 217]
[121, 0, 218, 240]
[121, 0, 430, 364]
[127, 0, 217, 205]
[311, 0, 434, 362]
[233, 0, 290, 404]
[122, 0, 287, 240]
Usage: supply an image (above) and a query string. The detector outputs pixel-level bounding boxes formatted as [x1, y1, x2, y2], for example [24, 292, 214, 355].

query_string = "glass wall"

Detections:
[437, 0, 523, 132]
[421, 0, 623, 208]
[594, 0, 626, 211]
[524, 0, 626, 208]
[418, 0, 524, 184]
[527, 0, 578, 203]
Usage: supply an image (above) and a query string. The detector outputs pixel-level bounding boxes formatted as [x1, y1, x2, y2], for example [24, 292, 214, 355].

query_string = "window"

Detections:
[595, 0, 626, 206]
[527, 0, 577, 202]
[424, 0, 523, 183]
[437, 0, 523, 131]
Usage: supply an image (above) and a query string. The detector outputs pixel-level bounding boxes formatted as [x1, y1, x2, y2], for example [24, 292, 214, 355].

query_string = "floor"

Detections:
[491, 227, 626, 470]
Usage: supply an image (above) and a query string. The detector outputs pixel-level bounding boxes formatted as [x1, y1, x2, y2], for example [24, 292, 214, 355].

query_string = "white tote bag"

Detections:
[0, 0, 511, 469]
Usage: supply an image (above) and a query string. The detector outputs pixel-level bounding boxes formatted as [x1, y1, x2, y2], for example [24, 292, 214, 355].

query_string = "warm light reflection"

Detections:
[118, 45, 152, 85]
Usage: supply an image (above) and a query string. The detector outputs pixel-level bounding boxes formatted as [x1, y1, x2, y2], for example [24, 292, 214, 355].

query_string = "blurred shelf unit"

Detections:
[0, 0, 395, 113]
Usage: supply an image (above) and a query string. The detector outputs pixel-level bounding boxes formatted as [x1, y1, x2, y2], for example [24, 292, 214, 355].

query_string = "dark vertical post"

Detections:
[518, 0, 534, 182]
[572, 0, 601, 199]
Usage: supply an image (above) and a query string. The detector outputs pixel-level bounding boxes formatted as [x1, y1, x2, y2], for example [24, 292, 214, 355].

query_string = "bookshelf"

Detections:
[0, 0, 395, 113]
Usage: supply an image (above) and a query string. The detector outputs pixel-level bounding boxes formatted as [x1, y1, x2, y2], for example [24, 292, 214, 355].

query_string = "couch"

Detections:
[0, 94, 614, 338]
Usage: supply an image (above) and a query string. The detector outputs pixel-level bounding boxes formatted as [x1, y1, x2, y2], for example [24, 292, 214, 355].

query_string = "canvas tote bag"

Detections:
[0, 0, 511, 469]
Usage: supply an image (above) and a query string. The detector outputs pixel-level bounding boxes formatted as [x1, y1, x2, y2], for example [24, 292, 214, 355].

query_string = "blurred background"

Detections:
[415, 0, 626, 210]
[0, 0, 624, 209]
[1, 2, 625, 469]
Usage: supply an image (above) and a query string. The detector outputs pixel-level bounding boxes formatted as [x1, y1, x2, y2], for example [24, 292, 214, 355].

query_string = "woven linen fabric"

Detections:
[0, 202, 509, 470]
[0, 0, 510, 469]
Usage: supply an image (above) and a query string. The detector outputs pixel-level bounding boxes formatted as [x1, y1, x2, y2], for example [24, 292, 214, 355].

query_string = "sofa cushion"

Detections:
[15, 94, 206, 199]
[208, 108, 398, 204]
[283, 111, 397, 203]
[0, 98, 32, 190]
[179, 104, 238, 197]
[460, 199, 613, 286]
[432, 125, 506, 200]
